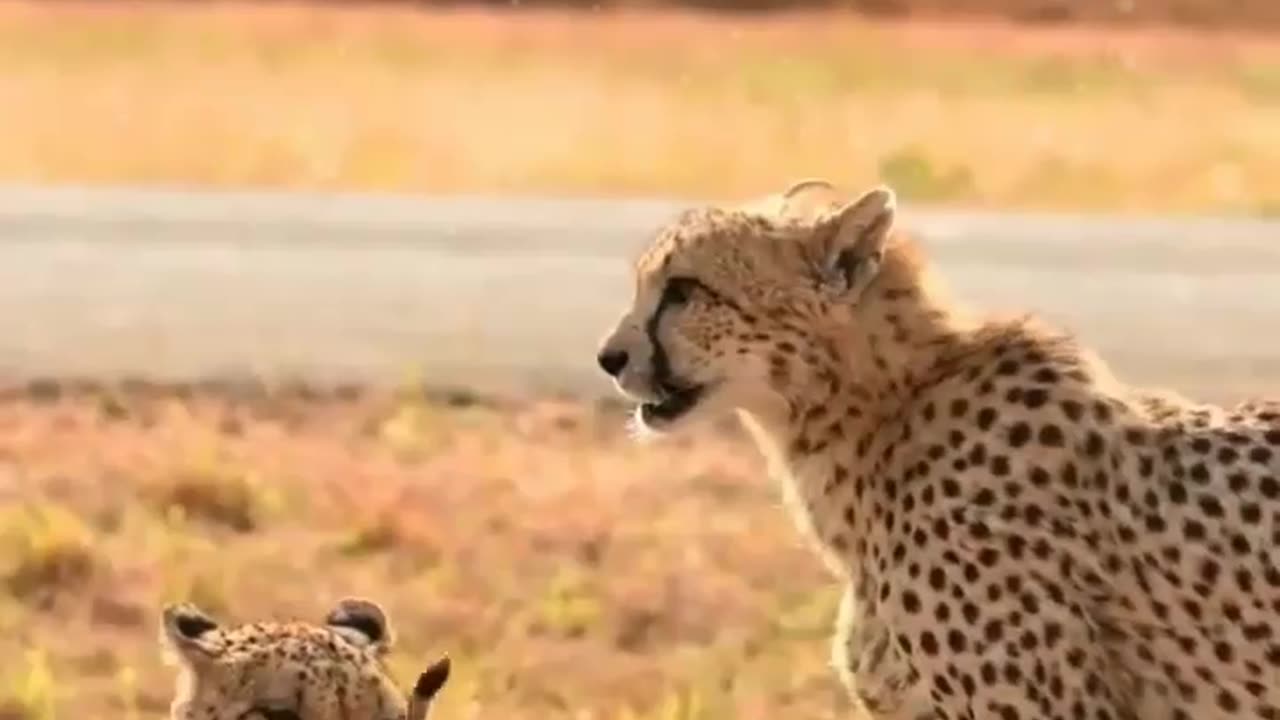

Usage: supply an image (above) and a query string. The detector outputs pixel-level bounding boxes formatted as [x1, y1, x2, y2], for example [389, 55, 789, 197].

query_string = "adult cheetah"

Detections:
[596, 179, 1280, 720]
[160, 597, 450, 720]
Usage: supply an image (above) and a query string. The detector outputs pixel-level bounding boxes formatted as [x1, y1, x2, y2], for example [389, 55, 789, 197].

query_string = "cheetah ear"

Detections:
[325, 597, 393, 655]
[737, 178, 840, 221]
[815, 185, 896, 302]
[777, 178, 843, 222]
[160, 602, 222, 667]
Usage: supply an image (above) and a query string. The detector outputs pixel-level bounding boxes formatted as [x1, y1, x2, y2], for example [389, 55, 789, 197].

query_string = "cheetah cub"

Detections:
[160, 597, 450, 720]
[597, 179, 1280, 720]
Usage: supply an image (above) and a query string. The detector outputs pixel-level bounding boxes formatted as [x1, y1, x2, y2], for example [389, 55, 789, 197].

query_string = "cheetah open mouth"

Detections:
[639, 383, 705, 426]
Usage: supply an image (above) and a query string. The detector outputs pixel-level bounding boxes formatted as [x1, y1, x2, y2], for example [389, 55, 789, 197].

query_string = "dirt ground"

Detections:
[0, 382, 851, 719]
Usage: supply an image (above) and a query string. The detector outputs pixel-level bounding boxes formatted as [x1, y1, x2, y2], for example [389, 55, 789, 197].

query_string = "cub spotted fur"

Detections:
[160, 597, 450, 720]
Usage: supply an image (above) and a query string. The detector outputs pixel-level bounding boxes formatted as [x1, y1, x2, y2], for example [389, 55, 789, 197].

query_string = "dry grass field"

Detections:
[1, 1, 1280, 213]
[4, 3, 1280, 718]
[0, 383, 850, 719]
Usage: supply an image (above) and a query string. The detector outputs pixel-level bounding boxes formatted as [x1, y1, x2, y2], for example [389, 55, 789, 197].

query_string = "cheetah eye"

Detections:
[663, 277, 700, 307]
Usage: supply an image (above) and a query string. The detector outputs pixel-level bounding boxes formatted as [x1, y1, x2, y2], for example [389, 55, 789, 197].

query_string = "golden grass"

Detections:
[0, 383, 851, 719]
[1, 1, 1280, 212]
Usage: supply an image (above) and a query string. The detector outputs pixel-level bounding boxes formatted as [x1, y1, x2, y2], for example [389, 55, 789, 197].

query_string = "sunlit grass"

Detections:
[0, 649, 56, 720]
[0, 503, 98, 603]
[0, 2, 1279, 212]
[0, 382, 851, 718]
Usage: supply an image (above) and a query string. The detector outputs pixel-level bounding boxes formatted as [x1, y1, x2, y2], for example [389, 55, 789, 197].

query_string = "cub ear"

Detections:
[814, 185, 897, 301]
[407, 655, 451, 720]
[325, 597, 393, 654]
[777, 178, 843, 222]
[160, 602, 222, 668]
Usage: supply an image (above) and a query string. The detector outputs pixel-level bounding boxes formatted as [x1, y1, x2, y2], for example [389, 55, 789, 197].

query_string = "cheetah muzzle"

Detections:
[640, 380, 707, 426]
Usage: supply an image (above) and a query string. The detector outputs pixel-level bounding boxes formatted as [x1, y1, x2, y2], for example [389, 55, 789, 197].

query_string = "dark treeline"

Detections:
[274, 0, 1280, 29]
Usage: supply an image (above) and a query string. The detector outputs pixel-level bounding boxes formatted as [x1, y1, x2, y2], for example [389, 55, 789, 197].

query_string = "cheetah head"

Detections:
[596, 179, 899, 434]
[160, 597, 450, 720]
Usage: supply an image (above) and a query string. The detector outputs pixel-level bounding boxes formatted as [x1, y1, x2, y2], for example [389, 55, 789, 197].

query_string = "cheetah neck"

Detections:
[738, 273, 974, 579]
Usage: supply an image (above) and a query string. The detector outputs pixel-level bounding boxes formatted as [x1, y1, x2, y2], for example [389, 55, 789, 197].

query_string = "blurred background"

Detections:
[0, 1, 1278, 718]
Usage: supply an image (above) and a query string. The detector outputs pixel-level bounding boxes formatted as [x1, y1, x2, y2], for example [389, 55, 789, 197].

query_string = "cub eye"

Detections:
[664, 277, 699, 306]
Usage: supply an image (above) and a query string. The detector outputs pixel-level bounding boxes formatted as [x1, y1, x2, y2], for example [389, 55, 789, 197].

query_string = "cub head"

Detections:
[160, 597, 451, 720]
[596, 180, 900, 434]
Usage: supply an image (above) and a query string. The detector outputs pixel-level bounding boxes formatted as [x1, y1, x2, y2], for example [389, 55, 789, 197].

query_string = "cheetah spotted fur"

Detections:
[160, 597, 450, 720]
[596, 179, 1280, 720]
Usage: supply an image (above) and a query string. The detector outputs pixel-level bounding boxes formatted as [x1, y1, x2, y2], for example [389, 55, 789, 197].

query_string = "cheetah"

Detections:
[595, 179, 1280, 720]
[160, 597, 451, 720]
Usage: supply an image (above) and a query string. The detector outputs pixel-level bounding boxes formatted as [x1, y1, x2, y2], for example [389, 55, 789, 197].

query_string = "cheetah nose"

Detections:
[597, 349, 629, 377]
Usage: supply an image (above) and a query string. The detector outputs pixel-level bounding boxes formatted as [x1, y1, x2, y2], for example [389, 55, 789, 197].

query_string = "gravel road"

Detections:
[1, 185, 1277, 404]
